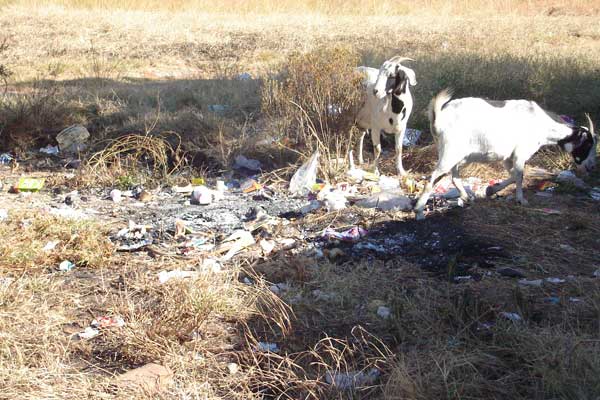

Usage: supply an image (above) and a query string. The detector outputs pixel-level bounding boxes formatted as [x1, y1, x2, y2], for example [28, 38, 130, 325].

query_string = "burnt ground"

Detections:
[323, 213, 507, 274]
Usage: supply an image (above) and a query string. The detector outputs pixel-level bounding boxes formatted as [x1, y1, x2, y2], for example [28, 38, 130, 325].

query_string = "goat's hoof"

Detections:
[415, 210, 425, 221]
[517, 198, 529, 206]
[459, 195, 474, 204]
[397, 169, 408, 177]
[485, 185, 497, 197]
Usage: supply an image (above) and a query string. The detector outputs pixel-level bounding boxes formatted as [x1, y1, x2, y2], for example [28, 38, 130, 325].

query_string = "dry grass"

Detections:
[261, 47, 363, 178]
[0, 209, 303, 399]
[2, 2, 600, 399]
[84, 132, 187, 187]
[2, 4, 599, 164]
[3, 0, 600, 16]
[0, 211, 113, 273]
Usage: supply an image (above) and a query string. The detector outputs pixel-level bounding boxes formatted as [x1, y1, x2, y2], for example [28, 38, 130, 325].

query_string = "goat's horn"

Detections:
[585, 113, 595, 136]
[388, 56, 415, 64]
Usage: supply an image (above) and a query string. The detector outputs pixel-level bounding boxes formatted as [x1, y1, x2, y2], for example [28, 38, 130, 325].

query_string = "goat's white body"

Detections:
[355, 66, 414, 176]
[414, 91, 579, 219]
[434, 98, 572, 165]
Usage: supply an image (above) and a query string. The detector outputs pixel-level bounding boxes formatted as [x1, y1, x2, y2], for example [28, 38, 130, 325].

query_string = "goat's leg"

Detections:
[514, 161, 528, 205]
[370, 128, 382, 173]
[486, 159, 516, 197]
[357, 130, 367, 165]
[451, 166, 471, 202]
[414, 167, 451, 220]
[394, 128, 407, 177]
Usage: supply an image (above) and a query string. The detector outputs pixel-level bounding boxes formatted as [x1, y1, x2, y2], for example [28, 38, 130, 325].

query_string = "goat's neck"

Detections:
[542, 122, 575, 146]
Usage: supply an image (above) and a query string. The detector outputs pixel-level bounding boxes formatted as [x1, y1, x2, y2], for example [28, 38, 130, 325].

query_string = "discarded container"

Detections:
[227, 363, 239, 375]
[518, 278, 543, 287]
[0, 153, 13, 164]
[355, 190, 412, 211]
[538, 208, 561, 215]
[117, 238, 153, 252]
[454, 275, 472, 282]
[241, 179, 262, 193]
[255, 342, 279, 353]
[269, 282, 289, 295]
[354, 242, 386, 253]
[556, 170, 588, 189]
[172, 184, 194, 193]
[325, 368, 380, 390]
[234, 155, 262, 171]
[277, 238, 296, 250]
[569, 297, 583, 303]
[237, 72, 252, 80]
[377, 306, 391, 319]
[200, 258, 221, 273]
[403, 128, 422, 147]
[91, 316, 125, 328]
[191, 177, 205, 186]
[216, 230, 255, 260]
[590, 187, 600, 201]
[56, 125, 90, 153]
[216, 180, 226, 192]
[546, 277, 566, 284]
[191, 186, 213, 205]
[403, 176, 417, 194]
[537, 181, 556, 191]
[323, 190, 347, 211]
[378, 175, 399, 190]
[300, 200, 322, 214]
[39, 144, 59, 155]
[327, 104, 342, 116]
[110, 189, 122, 203]
[0, 276, 15, 288]
[158, 269, 198, 284]
[43, 241, 59, 251]
[208, 104, 229, 113]
[16, 177, 45, 192]
[59, 260, 75, 272]
[499, 312, 522, 322]
[116, 363, 174, 394]
[322, 226, 367, 242]
[0, 209, 7, 221]
[346, 167, 368, 183]
[289, 151, 319, 196]
[77, 327, 100, 340]
[259, 239, 276, 255]
[174, 219, 187, 239]
[346, 150, 372, 183]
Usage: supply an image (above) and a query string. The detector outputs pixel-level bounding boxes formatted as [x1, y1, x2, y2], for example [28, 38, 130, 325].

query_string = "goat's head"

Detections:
[558, 114, 597, 174]
[373, 56, 416, 100]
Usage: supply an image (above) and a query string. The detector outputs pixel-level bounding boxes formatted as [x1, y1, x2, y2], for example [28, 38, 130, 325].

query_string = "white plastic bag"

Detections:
[289, 151, 319, 196]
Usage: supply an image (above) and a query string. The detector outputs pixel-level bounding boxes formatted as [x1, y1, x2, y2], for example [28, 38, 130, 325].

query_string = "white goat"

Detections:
[414, 89, 597, 219]
[355, 56, 417, 176]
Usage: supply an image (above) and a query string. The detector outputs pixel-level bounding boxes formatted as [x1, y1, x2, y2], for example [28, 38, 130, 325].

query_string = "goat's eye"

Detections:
[575, 156, 581, 162]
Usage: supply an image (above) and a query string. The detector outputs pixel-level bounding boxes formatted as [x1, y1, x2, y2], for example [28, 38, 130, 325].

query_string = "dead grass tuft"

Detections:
[261, 46, 363, 180]
[84, 132, 187, 188]
[0, 211, 112, 273]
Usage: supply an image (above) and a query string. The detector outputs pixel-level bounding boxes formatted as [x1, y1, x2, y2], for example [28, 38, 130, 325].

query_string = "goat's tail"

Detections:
[428, 88, 454, 137]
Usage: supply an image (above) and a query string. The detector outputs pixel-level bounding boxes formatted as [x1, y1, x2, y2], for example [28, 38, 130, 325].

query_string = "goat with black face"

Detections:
[414, 89, 597, 220]
[356, 56, 417, 176]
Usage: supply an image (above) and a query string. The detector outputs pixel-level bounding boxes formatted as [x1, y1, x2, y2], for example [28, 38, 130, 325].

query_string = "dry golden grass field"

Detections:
[1, 1, 600, 399]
